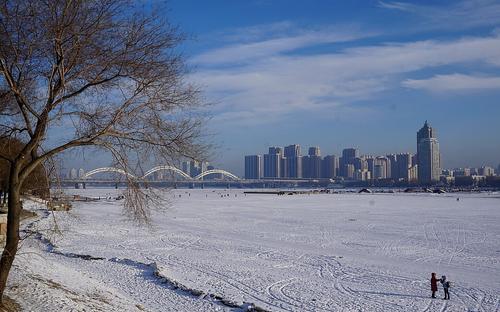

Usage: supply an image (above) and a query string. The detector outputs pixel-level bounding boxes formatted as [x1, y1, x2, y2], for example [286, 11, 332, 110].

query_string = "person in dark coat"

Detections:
[430, 273, 439, 298]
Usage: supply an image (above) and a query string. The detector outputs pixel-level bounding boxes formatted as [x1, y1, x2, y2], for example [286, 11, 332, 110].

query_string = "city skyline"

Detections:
[61, 116, 499, 182]
[243, 121, 498, 182]
[63, 120, 500, 178]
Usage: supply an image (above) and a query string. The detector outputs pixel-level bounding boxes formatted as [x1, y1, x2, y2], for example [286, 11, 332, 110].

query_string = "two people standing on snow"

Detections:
[430, 273, 450, 299]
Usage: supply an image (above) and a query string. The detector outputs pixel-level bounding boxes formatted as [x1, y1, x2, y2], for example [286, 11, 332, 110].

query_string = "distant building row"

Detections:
[245, 146, 419, 182]
[442, 166, 496, 177]
[245, 122, 445, 184]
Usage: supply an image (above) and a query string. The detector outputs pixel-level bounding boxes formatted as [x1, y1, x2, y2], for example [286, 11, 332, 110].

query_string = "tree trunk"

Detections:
[0, 165, 21, 304]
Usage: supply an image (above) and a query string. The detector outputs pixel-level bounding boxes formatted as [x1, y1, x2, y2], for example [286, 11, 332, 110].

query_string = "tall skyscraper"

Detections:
[264, 147, 282, 178]
[303, 147, 321, 178]
[322, 155, 338, 178]
[284, 144, 300, 158]
[387, 154, 398, 179]
[284, 144, 302, 178]
[187, 160, 202, 177]
[245, 155, 261, 179]
[417, 121, 440, 184]
[373, 157, 388, 179]
[354, 157, 368, 171]
[397, 153, 413, 181]
[340, 148, 359, 177]
[364, 156, 375, 177]
[280, 157, 288, 178]
[344, 164, 355, 179]
[302, 157, 310, 178]
[354, 169, 371, 181]
[181, 160, 208, 177]
[342, 148, 359, 162]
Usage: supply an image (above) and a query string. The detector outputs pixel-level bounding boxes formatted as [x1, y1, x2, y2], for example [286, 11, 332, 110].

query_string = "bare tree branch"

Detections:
[0, 0, 208, 302]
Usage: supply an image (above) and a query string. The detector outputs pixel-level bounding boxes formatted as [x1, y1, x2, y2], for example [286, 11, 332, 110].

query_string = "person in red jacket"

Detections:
[431, 273, 439, 298]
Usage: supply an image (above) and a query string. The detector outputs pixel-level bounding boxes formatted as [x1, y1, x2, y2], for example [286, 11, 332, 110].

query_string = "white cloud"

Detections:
[378, 1, 417, 12]
[218, 21, 295, 43]
[402, 74, 500, 92]
[190, 31, 500, 125]
[192, 28, 371, 65]
[379, 0, 500, 30]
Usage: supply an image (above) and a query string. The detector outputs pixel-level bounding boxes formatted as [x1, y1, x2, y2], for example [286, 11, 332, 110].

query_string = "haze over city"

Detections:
[59, 0, 500, 175]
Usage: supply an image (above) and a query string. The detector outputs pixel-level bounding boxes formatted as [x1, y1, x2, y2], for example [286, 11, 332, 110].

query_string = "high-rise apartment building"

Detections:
[364, 156, 375, 176]
[264, 147, 282, 178]
[478, 166, 495, 176]
[387, 154, 398, 179]
[409, 165, 418, 181]
[284, 144, 300, 158]
[342, 148, 359, 160]
[280, 157, 288, 178]
[343, 164, 355, 179]
[340, 148, 359, 177]
[322, 155, 338, 178]
[244, 155, 261, 179]
[417, 121, 440, 184]
[181, 160, 209, 178]
[284, 144, 302, 178]
[374, 156, 389, 179]
[354, 157, 368, 171]
[354, 169, 371, 181]
[397, 153, 413, 181]
[303, 147, 322, 178]
[373, 164, 385, 179]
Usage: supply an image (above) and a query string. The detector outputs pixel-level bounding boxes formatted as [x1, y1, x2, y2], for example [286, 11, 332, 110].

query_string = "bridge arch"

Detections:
[142, 165, 192, 180]
[194, 169, 240, 180]
[83, 167, 137, 179]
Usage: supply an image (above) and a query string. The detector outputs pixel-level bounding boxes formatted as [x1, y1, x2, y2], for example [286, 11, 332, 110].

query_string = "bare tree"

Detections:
[0, 0, 206, 303]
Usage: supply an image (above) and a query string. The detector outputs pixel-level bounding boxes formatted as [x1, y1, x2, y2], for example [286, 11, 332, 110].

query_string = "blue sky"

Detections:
[67, 1, 500, 175]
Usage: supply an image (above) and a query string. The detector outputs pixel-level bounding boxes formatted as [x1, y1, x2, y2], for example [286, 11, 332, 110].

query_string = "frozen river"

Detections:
[9, 189, 500, 311]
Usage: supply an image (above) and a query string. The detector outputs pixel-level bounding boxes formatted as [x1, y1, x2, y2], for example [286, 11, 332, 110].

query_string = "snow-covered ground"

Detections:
[7, 188, 500, 311]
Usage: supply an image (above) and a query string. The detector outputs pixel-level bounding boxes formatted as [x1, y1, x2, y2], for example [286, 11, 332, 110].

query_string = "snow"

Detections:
[7, 189, 500, 311]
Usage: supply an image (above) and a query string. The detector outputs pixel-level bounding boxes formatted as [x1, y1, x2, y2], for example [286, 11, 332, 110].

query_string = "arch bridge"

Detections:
[83, 167, 137, 179]
[81, 166, 240, 181]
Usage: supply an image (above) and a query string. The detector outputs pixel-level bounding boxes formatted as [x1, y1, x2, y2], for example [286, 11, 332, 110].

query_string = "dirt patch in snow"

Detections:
[0, 295, 20, 312]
